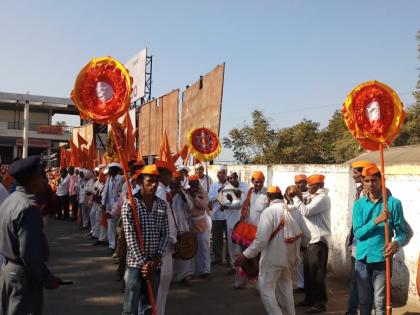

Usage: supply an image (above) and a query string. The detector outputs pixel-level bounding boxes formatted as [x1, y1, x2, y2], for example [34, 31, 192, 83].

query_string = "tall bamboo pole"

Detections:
[379, 143, 392, 315]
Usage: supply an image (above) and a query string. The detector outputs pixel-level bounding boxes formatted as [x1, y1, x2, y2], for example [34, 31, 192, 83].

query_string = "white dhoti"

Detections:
[107, 217, 117, 249]
[91, 202, 100, 238]
[260, 267, 295, 315]
[193, 230, 210, 276]
[173, 258, 191, 282]
[157, 251, 173, 315]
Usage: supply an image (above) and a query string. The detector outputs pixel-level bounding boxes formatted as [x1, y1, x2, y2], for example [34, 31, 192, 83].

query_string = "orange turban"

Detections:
[362, 165, 381, 177]
[307, 174, 325, 185]
[351, 160, 375, 169]
[251, 171, 265, 180]
[267, 186, 281, 193]
[294, 174, 307, 182]
[188, 174, 199, 182]
[141, 165, 160, 176]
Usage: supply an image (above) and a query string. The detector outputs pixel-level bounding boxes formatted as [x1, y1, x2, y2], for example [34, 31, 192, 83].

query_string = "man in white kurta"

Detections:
[170, 173, 192, 284]
[101, 163, 123, 253]
[236, 170, 269, 288]
[235, 187, 295, 315]
[155, 166, 177, 315]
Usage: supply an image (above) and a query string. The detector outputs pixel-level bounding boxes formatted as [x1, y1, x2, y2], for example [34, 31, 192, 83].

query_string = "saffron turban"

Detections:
[294, 174, 307, 182]
[351, 160, 375, 170]
[141, 165, 160, 176]
[267, 186, 281, 193]
[361, 165, 381, 177]
[307, 174, 325, 185]
[188, 174, 200, 182]
[252, 171, 265, 180]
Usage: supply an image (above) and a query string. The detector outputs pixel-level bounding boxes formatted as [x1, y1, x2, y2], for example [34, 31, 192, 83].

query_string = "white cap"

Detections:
[177, 165, 190, 173]
[108, 162, 121, 169]
[218, 165, 227, 172]
[194, 163, 204, 169]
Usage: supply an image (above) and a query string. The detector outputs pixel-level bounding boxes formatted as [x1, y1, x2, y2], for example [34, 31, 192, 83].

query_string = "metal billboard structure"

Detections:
[180, 63, 225, 148]
[138, 89, 179, 156]
[124, 48, 148, 104]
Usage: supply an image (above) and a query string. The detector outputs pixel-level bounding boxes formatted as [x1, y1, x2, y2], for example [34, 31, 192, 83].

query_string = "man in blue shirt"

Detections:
[352, 165, 407, 315]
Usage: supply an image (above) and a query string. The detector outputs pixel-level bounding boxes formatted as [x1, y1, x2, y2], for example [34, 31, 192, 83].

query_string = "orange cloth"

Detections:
[351, 160, 375, 169]
[307, 174, 325, 185]
[251, 171, 265, 180]
[188, 174, 199, 182]
[141, 165, 160, 176]
[361, 165, 381, 177]
[155, 130, 176, 172]
[267, 186, 281, 193]
[294, 174, 307, 182]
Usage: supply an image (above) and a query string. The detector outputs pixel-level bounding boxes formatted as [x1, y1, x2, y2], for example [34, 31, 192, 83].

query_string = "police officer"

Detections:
[0, 156, 61, 315]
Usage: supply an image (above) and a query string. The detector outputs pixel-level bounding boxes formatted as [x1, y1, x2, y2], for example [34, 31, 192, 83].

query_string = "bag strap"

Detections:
[167, 192, 180, 234]
[269, 218, 285, 242]
[240, 187, 254, 217]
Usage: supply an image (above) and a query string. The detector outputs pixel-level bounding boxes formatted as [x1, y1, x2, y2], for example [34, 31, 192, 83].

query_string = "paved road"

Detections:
[44, 219, 419, 315]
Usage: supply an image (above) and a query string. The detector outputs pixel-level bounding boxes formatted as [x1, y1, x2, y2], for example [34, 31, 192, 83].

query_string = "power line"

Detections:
[221, 91, 414, 122]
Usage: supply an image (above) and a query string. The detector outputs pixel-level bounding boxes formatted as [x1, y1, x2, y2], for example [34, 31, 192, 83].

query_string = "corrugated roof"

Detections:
[0, 91, 74, 106]
[345, 144, 420, 165]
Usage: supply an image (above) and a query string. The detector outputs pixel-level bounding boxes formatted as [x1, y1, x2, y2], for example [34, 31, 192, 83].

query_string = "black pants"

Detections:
[0, 261, 43, 315]
[69, 194, 78, 218]
[303, 241, 329, 306]
[57, 195, 70, 219]
[211, 220, 229, 263]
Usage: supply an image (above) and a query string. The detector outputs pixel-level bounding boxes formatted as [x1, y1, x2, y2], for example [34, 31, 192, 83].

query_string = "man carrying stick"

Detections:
[121, 165, 169, 315]
[353, 164, 407, 315]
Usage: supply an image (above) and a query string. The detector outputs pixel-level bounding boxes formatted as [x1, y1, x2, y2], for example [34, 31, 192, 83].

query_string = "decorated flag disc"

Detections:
[71, 56, 132, 124]
[187, 127, 221, 162]
[342, 80, 405, 151]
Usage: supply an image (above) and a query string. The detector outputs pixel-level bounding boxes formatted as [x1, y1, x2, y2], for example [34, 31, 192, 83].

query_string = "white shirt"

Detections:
[101, 174, 122, 212]
[56, 175, 70, 197]
[208, 181, 227, 221]
[172, 192, 190, 232]
[243, 200, 288, 271]
[247, 187, 269, 226]
[293, 188, 331, 245]
[198, 175, 213, 193]
[156, 183, 177, 253]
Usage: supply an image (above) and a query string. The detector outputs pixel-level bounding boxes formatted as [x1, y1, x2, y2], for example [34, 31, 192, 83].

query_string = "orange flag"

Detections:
[60, 146, 67, 169]
[70, 140, 79, 167]
[173, 144, 189, 163]
[125, 113, 137, 162]
[155, 129, 176, 172]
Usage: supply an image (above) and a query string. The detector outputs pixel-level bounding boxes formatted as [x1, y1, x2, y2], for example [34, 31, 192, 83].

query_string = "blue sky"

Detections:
[1, 1, 419, 160]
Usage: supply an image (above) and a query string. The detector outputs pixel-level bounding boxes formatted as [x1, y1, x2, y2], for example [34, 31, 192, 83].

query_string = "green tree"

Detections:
[55, 120, 67, 126]
[321, 110, 361, 163]
[223, 110, 277, 164]
[394, 30, 420, 146]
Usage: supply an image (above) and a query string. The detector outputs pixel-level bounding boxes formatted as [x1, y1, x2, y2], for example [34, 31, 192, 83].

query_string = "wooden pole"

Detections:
[379, 143, 392, 315]
[205, 161, 210, 193]
[111, 123, 158, 315]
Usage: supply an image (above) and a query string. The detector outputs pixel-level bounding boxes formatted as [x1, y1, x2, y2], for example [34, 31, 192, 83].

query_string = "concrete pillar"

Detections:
[22, 101, 30, 158]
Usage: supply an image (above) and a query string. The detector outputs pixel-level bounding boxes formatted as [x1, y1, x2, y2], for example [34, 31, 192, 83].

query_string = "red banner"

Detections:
[37, 125, 63, 135]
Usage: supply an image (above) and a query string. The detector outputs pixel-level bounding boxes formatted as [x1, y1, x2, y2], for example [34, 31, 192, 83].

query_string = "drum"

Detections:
[231, 221, 257, 248]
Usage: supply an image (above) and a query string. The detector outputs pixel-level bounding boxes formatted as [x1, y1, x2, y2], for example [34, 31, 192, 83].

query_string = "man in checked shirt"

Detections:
[121, 165, 169, 315]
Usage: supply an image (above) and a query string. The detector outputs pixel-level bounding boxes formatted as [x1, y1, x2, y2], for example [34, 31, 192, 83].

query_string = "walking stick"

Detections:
[379, 143, 392, 315]
[111, 123, 158, 315]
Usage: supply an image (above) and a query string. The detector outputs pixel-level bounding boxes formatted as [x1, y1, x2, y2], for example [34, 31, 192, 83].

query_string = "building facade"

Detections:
[0, 92, 79, 164]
